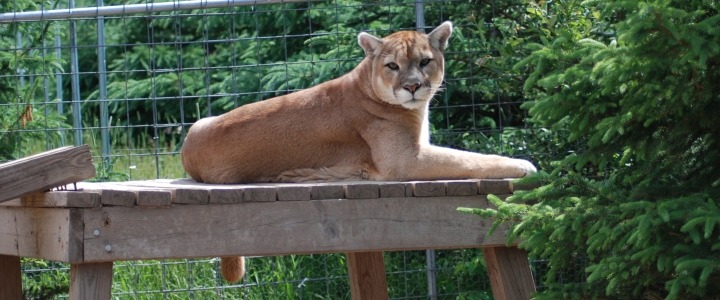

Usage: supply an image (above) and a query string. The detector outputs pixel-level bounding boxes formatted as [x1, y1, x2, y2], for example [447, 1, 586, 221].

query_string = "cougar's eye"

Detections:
[386, 62, 399, 70]
[420, 58, 432, 67]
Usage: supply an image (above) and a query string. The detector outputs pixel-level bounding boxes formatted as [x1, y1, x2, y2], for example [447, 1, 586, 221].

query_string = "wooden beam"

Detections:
[346, 251, 389, 300]
[0, 207, 84, 263]
[0, 255, 23, 300]
[1, 191, 100, 208]
[0, 145, 96, 203]
[69, 262, 113, 300]
[483, 246, 536, 300]
[81, 196, 509, 262]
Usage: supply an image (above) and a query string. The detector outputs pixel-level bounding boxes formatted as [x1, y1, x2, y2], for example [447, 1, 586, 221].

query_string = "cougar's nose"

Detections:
[403, 83, 421, 93]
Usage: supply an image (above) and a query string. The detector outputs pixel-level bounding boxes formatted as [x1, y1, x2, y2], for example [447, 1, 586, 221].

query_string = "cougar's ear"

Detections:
[358, 32, 383, 57]
[428, 21, 453, 51]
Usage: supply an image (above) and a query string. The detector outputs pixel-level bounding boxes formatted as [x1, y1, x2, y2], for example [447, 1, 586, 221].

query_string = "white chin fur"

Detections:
[395, 89, 431, 110]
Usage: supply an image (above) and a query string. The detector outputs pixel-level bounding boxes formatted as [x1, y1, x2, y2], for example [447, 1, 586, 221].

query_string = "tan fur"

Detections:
[181, 22, 536, 282]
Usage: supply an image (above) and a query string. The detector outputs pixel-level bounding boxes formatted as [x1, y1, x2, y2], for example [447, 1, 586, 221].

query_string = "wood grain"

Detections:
[310, 184, 345, 200]
[0, 255, 22, 300]
[411, 181, 446, 197]
[346, 251, 389, 300]
[1, 191, 100, 208]
[0, 207, 83, 262]
[276, 185, 312, 201]
[0, 145, 96, 203]
[478, 179, 513, 195]
[378, 183, 410, 198]
[483, 246, 536, 300]
[344, 183, 379, 199]
[80, 195, 508, 262]
[445, 180, 479, 196]
[70, 262, 113, 300]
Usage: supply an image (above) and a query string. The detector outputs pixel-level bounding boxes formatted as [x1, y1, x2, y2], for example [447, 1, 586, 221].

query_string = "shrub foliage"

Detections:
[471, 0, 720, 298]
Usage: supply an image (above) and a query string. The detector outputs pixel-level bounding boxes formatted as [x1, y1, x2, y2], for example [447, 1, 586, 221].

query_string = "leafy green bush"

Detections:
[469, 0, 720, 298]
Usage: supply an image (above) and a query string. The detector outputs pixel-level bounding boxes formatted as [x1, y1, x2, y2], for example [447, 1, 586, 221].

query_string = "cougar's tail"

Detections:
[221, 256, 246, 283]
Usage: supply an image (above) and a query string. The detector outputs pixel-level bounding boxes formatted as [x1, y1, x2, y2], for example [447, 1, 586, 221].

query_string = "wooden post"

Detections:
[0, 255, 23, 300]
[346, 251, 389, 300]
[482, 246, 536, 300]
[70, 262, 113, 300]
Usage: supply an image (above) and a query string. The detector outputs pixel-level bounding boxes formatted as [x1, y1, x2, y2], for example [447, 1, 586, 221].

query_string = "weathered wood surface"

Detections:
[70, 179, 515, 208]
[347, 251, 389, 300]
[81, 195, 507, 262]
[0, 178, 534, 299]
[0, 207, 83, 262]
[483, 246, 536, 300]
[69, 262, 113, 300]
[0, 145, 96, 203]
[1, 191, 101, 208]
[1, 179, 519, 263]
[0, 255, 23, 300]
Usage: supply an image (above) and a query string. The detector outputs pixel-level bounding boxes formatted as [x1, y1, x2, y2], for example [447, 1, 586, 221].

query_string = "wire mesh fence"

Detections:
[3, 0, 572, 298]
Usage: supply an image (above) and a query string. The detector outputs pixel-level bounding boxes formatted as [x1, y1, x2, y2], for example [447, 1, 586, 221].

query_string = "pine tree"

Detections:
[468, 0, 720, 298]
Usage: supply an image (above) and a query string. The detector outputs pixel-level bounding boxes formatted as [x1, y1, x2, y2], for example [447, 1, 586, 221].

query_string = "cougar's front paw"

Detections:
[514, 158, 537, 176]
[492, 158, 536, 178]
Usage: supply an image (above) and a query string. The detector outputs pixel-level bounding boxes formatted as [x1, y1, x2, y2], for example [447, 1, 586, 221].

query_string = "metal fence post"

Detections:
[415, 0, 426, 33]
[54, 34, 65, 145]
[68, 0, 83, 146]
[97, 0, 110, 167]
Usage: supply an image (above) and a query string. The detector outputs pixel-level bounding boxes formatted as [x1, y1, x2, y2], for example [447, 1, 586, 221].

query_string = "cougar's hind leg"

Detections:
[270, 165, 367, 183]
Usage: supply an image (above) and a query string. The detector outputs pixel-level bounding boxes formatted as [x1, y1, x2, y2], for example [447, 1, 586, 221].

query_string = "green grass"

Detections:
[23, 251, 492, 299]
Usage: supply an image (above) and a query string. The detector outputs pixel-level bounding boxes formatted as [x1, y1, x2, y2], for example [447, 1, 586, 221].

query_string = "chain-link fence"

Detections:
[3, 0, 569, 298]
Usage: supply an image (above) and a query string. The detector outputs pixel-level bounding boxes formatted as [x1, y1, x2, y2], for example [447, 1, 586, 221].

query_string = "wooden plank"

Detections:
[78, 182, 172, 207]
[445, 180, 479, 196]
[478, 179, 513, 195]
[136, 190, 172, 206]
[109, 180, 209, 204]
[378, 183, 410, 198]
[175, 189, 209, 204]
[98, 189, 137, 207]
[69, 262, 113, 300]
[119, 179, 253, 203]
[311, 184, 345, 200]
[0, 255, 22, 300]
[0, 207, 83, 263]
[276, 185, 312, 201]
[209, 188, 244, 204]
[100, 181, 197, 205]
[0, 145, 96, 203]
[411, 181, 446, 197]
[1, 190, 100, 208]
[346, 251, 389, 300]
[344, 183, 379, 199]
[482, 246, 536, 300]
[81, 195, 510, 262]
[97, 180, 243, 204]
[243, 187, 276, 202]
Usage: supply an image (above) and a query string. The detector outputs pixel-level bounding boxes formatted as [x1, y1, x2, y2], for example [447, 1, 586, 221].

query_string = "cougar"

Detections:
[181, 21, 536, 282]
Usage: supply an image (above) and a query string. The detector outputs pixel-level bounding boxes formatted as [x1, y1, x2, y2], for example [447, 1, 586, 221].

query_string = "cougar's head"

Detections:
[358, 22, 452, 110]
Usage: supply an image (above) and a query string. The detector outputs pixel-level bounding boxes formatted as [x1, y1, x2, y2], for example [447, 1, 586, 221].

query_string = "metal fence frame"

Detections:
[3, 0, 511, 298]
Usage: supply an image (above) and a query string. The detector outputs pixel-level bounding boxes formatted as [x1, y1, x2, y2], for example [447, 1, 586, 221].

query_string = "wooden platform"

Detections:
[0, 179, 535, 300]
